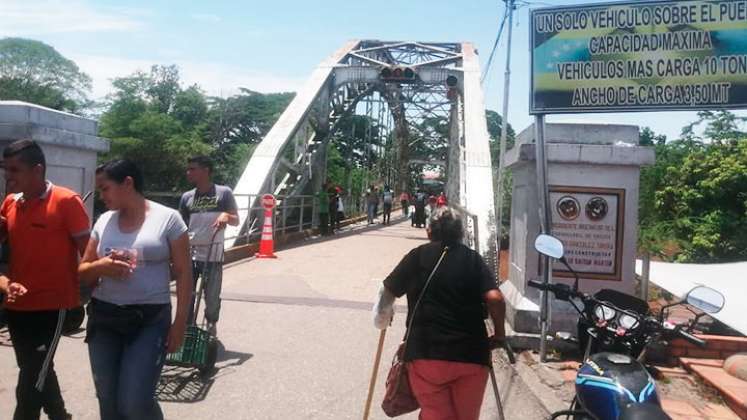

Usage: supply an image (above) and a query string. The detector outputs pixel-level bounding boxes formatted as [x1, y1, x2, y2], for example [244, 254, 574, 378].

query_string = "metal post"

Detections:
[299, 196, 305, 232]
[282, 199, 287, 235]
[244, 195, 254, 244]
[495, 0, 515, 275]
[534, 114, 553, 362]
[641, 252, 651, 301]
[312, 196, 318, 229]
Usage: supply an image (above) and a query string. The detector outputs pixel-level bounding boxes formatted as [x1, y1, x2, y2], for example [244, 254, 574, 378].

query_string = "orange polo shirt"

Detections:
[1, 183, 90, 311]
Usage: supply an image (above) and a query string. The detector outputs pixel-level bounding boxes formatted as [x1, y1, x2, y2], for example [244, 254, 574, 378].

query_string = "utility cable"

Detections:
[481, 2, 510, 84]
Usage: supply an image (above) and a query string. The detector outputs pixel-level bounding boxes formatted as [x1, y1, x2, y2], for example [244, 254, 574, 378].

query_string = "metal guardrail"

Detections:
[145, 191, 367, 247]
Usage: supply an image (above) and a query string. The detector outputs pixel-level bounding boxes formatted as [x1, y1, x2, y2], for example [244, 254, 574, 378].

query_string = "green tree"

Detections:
[173, 85, 208, 130]
[486, 110, 514, 241]
[326, 114, 384, 201]
[655, 138, 747, 262]
[146, 65, 180, 114]
[639, 126, 666, 146]
[203, 89, 294, 186]
[485, 109, 515, 164]
[639, 112, 747, 262]
[99, 66, 213, 192]
[205, 89, 294, 146]
[0, 38, 92, 113]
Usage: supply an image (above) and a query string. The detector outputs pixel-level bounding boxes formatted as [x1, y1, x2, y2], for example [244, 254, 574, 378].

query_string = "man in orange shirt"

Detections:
[1, 140, 90, 420]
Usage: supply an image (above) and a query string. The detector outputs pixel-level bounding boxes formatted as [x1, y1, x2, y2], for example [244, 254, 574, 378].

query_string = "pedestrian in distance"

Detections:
[436, 192, 447, 208]
[78, 159, 191, 420]
[373, 207, 506, 420]
[413, 190, 427, 228]
[425, 195, 438, 228]
[317, 182, 331, 235]
[366, 187, 378, 225]
[399, 191, 410, 218]
[373, 186, 380, 221]
[327, 184, 339, 233]
[336, 187, 345, 230]
[179, 155, 239, 335]
[0, 139, 90, 420]
[382, 186, 394, 225]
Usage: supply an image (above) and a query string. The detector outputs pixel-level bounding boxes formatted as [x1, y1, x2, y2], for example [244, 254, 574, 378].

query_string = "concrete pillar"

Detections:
[0, 101, 110, 216]
[445, 99, 462, 203]
[501, 123, 654, 334]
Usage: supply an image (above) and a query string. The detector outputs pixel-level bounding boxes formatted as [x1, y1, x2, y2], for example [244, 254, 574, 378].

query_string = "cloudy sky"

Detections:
[4, 0, 745, 140]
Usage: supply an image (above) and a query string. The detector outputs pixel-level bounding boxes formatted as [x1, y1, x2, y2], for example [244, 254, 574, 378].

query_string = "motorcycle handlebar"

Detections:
[678, 329, 707, 348]
[527, 280, 581, 301]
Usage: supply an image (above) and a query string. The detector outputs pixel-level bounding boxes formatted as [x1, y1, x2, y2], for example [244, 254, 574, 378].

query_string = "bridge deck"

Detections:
[0, 215, 546, 419]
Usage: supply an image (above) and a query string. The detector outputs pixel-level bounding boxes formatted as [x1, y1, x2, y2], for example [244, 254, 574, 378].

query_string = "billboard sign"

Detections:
[530, 0, 747, 113]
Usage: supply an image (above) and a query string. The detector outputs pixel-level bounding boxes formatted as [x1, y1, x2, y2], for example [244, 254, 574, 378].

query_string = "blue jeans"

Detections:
[367, 203, 377, 223]
[188, 261, 223, 324]
[87, 303, 171, 420]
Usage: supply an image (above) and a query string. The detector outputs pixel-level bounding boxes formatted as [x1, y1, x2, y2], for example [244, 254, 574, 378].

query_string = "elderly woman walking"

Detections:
[373, 208, 506, 420]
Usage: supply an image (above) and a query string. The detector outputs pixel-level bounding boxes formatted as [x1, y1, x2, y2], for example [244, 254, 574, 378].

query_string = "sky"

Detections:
[4, 0, 746, 140]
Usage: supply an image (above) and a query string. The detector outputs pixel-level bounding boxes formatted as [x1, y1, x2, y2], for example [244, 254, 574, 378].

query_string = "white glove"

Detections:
[372, 284, 396, 330]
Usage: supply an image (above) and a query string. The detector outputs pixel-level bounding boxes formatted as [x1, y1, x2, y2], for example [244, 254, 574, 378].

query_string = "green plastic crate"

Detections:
[166, 325, 211, 368]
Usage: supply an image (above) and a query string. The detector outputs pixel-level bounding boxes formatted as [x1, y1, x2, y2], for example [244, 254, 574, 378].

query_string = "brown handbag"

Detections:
[381, 246, 449, 417]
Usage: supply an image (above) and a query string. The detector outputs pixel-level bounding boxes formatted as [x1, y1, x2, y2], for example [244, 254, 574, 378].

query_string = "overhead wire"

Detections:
[481, 1, 510, 85]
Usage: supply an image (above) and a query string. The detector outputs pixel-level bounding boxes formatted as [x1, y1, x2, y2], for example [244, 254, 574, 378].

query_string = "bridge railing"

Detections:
[145, 191, 367, 246]
[225, 194, 317, 244]
[221, 193, 369, 244]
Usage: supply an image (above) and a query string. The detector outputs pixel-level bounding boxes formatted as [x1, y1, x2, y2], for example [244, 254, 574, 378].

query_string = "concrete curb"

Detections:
[505, 351, 570, 415]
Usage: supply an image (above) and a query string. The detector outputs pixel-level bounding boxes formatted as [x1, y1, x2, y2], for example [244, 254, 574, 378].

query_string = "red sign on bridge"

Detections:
[261, 194, 276, 210]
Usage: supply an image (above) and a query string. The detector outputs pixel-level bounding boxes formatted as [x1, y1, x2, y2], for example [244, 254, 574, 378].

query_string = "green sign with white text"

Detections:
[530, 0, 747, 114]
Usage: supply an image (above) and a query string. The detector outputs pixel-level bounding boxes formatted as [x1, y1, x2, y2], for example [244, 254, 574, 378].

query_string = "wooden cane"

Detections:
[363, 328, 387, 420]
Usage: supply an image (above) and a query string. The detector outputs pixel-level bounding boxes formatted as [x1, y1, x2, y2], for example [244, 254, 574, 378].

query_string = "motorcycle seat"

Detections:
[619, 403, 671, 420]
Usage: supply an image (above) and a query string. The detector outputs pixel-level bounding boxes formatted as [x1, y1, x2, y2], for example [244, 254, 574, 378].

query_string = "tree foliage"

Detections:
[639, 111, 747, 262]
[486, 110, 515, 241]
[0, 38, 92, 113]
[100, 65, 293, 192]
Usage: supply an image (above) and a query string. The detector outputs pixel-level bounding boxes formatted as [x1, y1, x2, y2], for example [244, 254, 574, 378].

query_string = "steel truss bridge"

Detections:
[226, 40, 497, 264]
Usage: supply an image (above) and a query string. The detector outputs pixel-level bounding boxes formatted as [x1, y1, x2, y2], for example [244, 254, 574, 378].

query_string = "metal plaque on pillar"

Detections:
[549, 186, 625, 282]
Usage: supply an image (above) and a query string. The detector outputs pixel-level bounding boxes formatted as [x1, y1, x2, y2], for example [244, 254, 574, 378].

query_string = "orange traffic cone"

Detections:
[255, 208, 277, 258]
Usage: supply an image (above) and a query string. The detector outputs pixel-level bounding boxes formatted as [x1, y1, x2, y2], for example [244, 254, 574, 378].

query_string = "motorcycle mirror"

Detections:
[534, 234, 564, 259]
[685, 286, 725, 314]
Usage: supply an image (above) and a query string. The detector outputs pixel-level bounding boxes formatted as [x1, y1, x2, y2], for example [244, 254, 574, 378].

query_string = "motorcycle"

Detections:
[529, 234, 725, 420]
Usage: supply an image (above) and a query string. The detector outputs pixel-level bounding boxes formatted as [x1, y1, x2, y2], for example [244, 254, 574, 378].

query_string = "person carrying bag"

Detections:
[371, 208, 506, 420]
[381, 245, 448, 416]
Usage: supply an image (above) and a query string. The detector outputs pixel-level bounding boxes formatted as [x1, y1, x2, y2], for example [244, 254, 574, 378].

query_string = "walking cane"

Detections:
[363, 328, 387, 420]
[489, 339, 516, 420]
[489, 367, 505, 420]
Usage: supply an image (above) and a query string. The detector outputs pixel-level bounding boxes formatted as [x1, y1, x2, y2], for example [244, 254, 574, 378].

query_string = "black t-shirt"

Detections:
[383, 241, 498, 366]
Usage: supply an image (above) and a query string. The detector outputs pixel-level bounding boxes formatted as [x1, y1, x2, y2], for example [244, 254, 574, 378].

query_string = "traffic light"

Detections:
[446, 75, 459, 101]
[380, 66, 417, 83]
